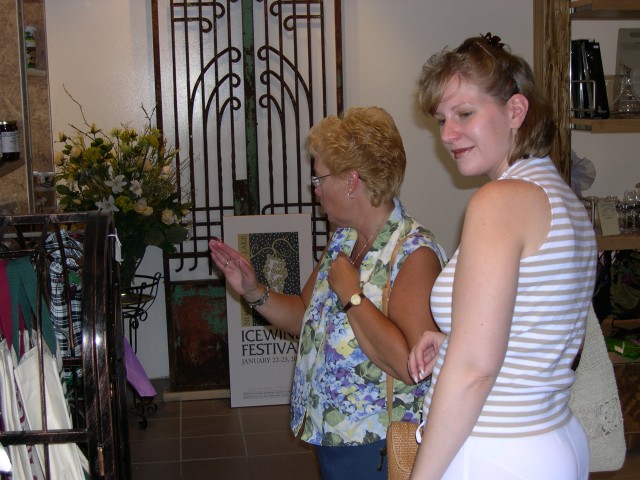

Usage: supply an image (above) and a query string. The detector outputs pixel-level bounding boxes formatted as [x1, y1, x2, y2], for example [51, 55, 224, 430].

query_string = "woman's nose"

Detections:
[440, 121, 458, 144]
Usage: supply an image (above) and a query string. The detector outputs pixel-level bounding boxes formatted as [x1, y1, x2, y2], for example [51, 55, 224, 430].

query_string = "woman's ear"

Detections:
[347, 170, 360, 188]
[508, 93, 529, 129]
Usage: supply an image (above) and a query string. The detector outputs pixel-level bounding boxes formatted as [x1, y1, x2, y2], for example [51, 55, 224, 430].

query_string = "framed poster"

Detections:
[224, 214, 313, 407]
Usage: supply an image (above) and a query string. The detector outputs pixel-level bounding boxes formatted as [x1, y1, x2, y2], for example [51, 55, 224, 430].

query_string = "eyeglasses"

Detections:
[311, 173, 332, 187]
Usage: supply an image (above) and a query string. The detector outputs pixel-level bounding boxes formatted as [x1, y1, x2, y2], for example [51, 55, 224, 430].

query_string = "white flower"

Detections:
[130, 180, 143, 197]
[105, 174, 127, 194]
[161, 209, 176, 225]
[95, 195, 119, 212]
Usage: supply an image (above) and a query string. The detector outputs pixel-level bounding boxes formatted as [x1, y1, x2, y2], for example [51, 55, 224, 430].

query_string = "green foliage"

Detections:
[54, 103, 191, 284]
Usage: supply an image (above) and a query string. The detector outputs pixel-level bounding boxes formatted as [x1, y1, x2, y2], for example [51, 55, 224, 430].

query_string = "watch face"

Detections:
[350, 293, 362, 306]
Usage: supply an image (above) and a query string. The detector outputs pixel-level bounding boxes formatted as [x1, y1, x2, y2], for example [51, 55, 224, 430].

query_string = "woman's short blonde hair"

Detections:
[307, 106, 406, 207]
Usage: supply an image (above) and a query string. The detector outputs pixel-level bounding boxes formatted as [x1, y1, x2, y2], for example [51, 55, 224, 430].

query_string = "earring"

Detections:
[348, 190, 355, 199]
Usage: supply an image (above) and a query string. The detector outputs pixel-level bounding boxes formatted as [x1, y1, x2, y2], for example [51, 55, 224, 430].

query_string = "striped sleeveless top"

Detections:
[424, 156, 597, 437]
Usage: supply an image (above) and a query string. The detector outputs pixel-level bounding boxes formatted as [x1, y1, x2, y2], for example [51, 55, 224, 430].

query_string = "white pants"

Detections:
[441, 415, 589, 480]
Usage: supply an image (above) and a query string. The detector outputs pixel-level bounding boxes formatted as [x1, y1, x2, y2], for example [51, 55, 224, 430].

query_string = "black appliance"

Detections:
[570, 39, 610, 119]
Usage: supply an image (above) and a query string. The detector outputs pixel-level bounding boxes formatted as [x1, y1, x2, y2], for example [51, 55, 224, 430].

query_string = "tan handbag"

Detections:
[383, 235, 420, 480]
[386, 381, 420, 480]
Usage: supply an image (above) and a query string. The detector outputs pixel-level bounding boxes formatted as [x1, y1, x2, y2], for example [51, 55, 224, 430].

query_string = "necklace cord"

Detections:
[349, 205, 394, 265]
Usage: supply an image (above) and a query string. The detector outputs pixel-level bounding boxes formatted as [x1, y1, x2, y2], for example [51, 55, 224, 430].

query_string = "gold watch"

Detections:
[343, 292, 366, 312]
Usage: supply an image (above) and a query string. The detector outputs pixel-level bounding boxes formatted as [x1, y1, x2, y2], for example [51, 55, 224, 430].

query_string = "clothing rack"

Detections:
[0, 212, 130, 479]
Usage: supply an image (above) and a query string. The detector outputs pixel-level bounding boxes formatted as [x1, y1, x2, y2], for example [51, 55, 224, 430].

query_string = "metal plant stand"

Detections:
[121, 272, 161, 429]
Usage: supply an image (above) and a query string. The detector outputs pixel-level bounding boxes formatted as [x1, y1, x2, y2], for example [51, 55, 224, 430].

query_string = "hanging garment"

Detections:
[0, 443, 11, 473]
[45, 230, 84, 383]
[5, 255, 58, 359]
[14, 344, 89, 479]
[0, 339, 44, 479]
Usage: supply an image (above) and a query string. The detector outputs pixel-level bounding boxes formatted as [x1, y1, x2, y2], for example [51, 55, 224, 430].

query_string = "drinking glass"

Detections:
[622, 189, 639, 232]
[614, 65, 640, 117]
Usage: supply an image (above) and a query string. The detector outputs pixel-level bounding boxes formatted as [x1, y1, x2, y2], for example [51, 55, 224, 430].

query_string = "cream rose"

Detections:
[161, 209, 176, 225]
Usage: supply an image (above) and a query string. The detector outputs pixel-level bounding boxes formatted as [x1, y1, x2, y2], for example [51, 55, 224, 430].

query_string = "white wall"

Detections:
[46, 1, 639, 379]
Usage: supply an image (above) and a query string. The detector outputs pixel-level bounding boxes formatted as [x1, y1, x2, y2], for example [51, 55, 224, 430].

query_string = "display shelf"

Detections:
[26, 68, 46, 77]
[571, 0, 640, 19]
[0, 159, 25, 179]
[596, 231, 640, 250]
[571, 117, 640, 132]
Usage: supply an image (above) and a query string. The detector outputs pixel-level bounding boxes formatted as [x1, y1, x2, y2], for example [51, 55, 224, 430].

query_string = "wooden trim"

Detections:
[533, 0, 571, 183]
[163, 389, 230, 402]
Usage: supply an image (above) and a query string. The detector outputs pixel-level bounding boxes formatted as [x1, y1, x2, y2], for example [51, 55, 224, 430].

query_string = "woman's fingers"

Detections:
[209, 238, 260, 295]
[408, 331, 444, 384]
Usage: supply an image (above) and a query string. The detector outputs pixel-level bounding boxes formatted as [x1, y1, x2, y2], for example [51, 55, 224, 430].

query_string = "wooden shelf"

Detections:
[597, 231, 640, 250]
[26, 68, 46, 77]
[0, 159, 25, 179]
[571, 117, 640, 132]
[571, 0, 640, 19]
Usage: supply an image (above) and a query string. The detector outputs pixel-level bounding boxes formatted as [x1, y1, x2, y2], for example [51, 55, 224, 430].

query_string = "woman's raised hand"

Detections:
[208, 238, 260, 297]
[408, 330, 447, 384]
[327, 252, 360, 303]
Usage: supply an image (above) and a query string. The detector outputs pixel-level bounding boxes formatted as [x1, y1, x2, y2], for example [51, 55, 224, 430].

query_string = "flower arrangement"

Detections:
[54, 102, 191, 286]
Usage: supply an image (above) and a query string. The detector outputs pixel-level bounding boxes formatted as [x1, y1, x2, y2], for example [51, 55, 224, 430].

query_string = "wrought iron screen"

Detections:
[150, 0, 343, 391]
[152, 0, 342, 274]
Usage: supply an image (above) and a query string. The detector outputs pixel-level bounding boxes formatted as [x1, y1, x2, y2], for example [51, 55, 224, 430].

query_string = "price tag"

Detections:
[597, 198, 621, 236]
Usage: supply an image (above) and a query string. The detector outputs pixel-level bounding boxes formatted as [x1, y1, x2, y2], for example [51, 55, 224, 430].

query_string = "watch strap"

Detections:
[343, 292, 365, 312]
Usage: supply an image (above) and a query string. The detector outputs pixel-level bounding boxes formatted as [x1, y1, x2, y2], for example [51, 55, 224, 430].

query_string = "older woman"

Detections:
[209, 106, 446, 479]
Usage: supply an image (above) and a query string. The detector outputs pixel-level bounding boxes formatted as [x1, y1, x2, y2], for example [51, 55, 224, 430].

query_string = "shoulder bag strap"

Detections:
[384, 233, 420, 423]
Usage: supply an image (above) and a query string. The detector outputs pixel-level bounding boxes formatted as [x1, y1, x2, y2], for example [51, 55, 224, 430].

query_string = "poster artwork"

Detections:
[237, 232, 300, 368]
[238, 231, 301, 328]
[224, 214, 312, 407]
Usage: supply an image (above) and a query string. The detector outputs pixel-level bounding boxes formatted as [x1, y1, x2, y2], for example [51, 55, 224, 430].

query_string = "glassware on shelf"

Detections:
[621, 189, 639, 233]
[613, 65, 640, 117]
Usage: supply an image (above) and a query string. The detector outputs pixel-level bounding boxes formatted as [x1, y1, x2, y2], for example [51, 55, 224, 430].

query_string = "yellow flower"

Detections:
[54, 151, 65, 166]
[115, 195, 134, 212]
[57, 131, 67, 142]
[69, 146, 82, 158]
[161, 209, 176, 225]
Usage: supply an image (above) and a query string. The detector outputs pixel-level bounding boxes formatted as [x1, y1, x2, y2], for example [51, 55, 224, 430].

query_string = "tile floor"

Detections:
[128, 382, 319, 480]
[128, 380, 640, 480]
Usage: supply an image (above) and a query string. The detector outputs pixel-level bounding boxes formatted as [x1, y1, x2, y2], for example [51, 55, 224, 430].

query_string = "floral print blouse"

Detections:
[290, 198, 447, 446]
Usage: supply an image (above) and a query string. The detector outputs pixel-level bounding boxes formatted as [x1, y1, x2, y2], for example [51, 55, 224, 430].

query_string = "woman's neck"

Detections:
[351, 201, 394, 253]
